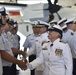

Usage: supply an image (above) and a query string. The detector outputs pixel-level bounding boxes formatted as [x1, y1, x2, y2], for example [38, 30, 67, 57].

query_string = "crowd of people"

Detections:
[23, 17, 76, 75]
[0, 6, 76, 75]
[0, 7, 26, 75]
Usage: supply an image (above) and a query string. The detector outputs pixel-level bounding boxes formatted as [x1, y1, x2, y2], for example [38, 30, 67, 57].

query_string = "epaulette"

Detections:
[42, 41, 50, 46]
[71, 32, 74, 35]
[60, 40, 66, 44]
[42, 46, 48, 50]
[37, 34, 41, 37]
[27, 34, 31, 37]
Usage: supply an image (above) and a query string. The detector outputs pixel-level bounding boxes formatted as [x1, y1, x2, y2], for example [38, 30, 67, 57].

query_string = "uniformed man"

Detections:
[0, 16, 5, 75]
[27, 25, 72, 75]
[23, 21, 42, 75]
[57, 17, 68, 40]
[26, 20, 50, 75]
[62, 18, 76, 44]
[65, 19, 76, 75]
[8, 20, 20, 75]
[0, 16, 26, 75]
[10, 21, 20, 49]
[1, 18, 26, 75]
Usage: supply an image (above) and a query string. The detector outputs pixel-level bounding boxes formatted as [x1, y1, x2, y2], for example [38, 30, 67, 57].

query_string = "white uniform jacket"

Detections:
[69, 32, 76, 58]
[27, 32, 50, 71]
[28, 38, 73, 75]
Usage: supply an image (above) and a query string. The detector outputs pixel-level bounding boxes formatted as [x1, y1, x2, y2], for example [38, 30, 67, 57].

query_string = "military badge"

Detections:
[60, 40, 66, 44]
[55, 48, 63, 56]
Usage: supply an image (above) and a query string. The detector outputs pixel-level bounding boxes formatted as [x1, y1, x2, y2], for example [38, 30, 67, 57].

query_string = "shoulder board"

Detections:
[38, 34, 41, 36]
[42, 46, 48, 50]
[37, 34, 41, 37]
[27, 34, 31, 37]
[71, 32, 74, 35]
[42, 41, 50, 46]
[60, 40, 66, 44]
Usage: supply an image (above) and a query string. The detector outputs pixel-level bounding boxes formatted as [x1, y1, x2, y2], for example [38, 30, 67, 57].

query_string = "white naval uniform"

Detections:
[62, 29, 74, 44]
[28, 38, 73, 75]
[0, 36, 5, 75]
[69, 32, 76, 58]
[27, 32, 49, 57]
[27, 32, 50, 75]
[1, 32, 14, 67]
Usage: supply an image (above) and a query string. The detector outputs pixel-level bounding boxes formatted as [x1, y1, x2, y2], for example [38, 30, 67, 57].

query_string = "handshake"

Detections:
[17, 51, 28, 70]
[17, 58, 28, 70]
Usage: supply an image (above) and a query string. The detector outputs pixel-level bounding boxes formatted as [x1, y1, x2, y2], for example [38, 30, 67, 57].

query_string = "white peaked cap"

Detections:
[31, 21, 38, 25]
[61, 24, 67, 30]
[22, 19, 31, 23]
[65, 17, 76, 25]
[38, 20, 50, 26]
[48, 25, 63, 38]
[49, 20, 57, 24]
[57, 17, 67, 25]
[48, 24, 62, 31]
[53, 25, 62, 30]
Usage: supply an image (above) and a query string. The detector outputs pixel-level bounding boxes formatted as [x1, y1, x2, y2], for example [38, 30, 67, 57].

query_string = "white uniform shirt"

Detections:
[69, 32, 76, 58]
[0, 36, 5, 75]
[1, 32, 14, 66]
[62, 29, 74, 44]
[23, 33, 38, 48]
[7, 32, 14, 47]
[7, 32, 19, 49]
[28, 38, 72, 75]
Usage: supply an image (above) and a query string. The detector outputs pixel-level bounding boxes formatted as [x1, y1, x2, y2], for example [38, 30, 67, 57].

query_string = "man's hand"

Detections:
[22, 51, 27, 58]
[17, 60, 27, 70]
